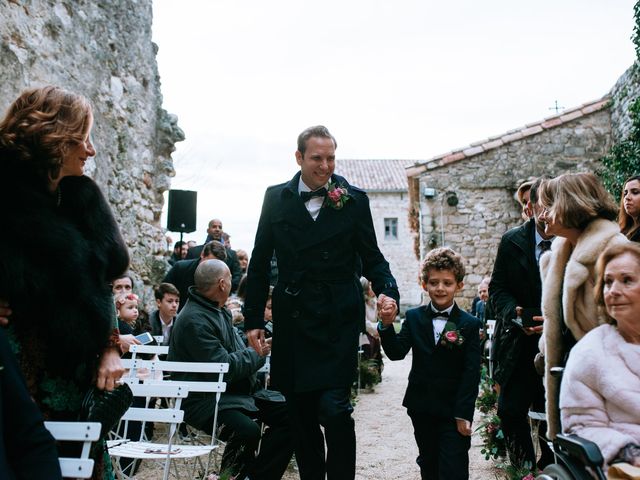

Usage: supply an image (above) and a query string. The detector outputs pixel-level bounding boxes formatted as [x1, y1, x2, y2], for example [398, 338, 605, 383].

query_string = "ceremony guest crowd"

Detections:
[0, 85, 640, 480]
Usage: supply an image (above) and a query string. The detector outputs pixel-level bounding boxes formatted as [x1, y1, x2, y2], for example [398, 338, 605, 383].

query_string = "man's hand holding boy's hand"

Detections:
[456, 418, 472, 436]
[377, 294, 397, 326]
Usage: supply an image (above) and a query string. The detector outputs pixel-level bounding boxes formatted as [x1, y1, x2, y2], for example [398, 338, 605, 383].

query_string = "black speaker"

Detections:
[167, 190, 197, 233]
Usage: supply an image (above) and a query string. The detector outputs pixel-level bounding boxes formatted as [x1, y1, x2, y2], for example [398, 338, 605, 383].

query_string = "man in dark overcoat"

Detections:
[489, 178, 554, 469]
[243, 125, 399, 480]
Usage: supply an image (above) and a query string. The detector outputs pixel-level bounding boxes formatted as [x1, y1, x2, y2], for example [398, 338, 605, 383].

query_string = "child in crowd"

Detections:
[379, 247, 481, 480]
[115, 292, 140, 335]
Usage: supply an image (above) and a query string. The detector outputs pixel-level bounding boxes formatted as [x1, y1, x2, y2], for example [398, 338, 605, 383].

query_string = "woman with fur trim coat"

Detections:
[560, 242, 640, 470]
[0, 86, 129, 479]
[538, 172, 628, 439]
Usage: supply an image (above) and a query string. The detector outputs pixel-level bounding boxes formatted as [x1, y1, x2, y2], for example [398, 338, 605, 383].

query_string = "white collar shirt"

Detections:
[298, 178, 328, 221]
[430, 303, 454, 344]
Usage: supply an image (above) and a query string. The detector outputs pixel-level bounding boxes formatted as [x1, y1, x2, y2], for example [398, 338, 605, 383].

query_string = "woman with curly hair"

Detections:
[537, 172, 628, 439]
[619, 175, 640, 241]
[0, 86, 130, 479]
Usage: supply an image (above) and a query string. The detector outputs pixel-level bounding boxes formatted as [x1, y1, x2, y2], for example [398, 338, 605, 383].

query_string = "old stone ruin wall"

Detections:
[0, 0, 184, 311]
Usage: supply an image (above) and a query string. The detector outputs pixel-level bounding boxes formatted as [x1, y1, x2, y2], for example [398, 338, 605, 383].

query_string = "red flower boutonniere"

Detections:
[439, 321, 465, 348]
[324, 181, 350, 210]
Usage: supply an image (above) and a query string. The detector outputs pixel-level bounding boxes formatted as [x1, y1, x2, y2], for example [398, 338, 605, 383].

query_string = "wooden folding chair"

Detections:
[45, 421, 102, 479]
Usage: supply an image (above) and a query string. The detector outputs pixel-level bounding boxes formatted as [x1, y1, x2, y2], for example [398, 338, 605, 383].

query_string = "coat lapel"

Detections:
[296, 174, 353, 250]
[280, 172, 315, 228]
[420, 305, 437, 350]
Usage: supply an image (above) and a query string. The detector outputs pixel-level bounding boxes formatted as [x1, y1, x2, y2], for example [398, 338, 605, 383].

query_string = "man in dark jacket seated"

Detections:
[168, 259, 293, 480]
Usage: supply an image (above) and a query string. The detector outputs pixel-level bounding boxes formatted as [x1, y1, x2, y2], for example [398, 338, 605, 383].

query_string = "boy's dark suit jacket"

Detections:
[244, 172, 399, 393]
[380, 304, 481, 422]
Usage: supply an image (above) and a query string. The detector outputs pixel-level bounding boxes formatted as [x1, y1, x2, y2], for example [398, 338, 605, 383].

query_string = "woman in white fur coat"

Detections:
[538, 173, 627, 438]
[560, 242, 640, 469]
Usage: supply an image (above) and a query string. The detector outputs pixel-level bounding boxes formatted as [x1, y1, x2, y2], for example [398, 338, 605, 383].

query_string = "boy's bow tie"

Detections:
[432, 310, 449, 318]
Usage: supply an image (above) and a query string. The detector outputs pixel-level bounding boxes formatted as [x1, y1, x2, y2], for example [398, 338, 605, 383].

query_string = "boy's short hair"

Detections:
[155, 282, 179, 301]
[420, 247, 466, 283]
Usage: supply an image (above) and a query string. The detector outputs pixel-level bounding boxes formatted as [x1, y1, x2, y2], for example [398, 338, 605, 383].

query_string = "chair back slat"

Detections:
[45, 421, 102, 479]
[129, 344, 169, 355]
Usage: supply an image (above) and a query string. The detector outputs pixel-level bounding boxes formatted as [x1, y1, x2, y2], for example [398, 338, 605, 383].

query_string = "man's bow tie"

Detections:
[300, 188, 327, 202]
[432, 310, 449, 318]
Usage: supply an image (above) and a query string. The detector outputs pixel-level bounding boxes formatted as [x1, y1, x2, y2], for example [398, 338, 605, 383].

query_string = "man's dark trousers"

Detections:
[286, 388, 355, 480]
[206, 398, 292, 480]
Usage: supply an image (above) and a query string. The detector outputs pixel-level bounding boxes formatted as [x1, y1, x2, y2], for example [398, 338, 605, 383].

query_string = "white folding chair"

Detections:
[129, 344, 169, 360]
[108, 381, 222, 480]
[120, 358, 229, 478]
[45, 421, 101, 479]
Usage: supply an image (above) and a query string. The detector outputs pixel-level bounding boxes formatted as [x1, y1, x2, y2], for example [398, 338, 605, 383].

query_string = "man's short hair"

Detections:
[420, 247, 466, 283]
[195, 259, 229, 292]
[529, 177, 546, 205]
[201, 240, 227, 261]
[297, 125, 337, 156]
[516, 179, 535, 207]
[155, 282, 179, 301]
[173, 240, 186, 249]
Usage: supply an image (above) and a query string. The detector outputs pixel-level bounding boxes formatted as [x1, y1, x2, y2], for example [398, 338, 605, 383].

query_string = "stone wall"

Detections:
[417, 109, 611, 308]
[609, 62, 640, 143]
[0, 0, 184, 311]
[368, 191, 423, 311]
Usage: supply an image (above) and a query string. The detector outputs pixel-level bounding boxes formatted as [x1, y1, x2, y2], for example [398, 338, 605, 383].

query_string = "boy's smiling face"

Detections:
[422, 268, 464, 311]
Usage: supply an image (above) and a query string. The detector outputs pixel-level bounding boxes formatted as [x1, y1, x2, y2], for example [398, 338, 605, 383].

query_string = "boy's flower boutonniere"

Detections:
[324, 181, 350, 210]
[439, 321, 465, 348]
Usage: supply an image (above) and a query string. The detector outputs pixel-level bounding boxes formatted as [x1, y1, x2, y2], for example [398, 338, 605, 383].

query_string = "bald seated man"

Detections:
[168, 260, 293, 480]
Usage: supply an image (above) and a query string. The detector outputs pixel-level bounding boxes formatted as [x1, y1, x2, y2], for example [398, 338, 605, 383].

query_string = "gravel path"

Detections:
[135, 352, 499, 479]
[352, 352, 497, 480]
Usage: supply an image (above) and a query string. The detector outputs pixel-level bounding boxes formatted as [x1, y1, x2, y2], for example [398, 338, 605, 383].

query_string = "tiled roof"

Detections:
[405, 96, 611, 178]
[335, 159, 415, 191]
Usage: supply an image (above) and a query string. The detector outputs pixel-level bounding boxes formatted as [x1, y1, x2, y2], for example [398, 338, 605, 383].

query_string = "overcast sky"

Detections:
[152, 0, 637, 252]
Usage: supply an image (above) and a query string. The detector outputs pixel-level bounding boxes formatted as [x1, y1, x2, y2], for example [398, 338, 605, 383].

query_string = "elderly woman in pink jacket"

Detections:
[560, 242, 640, 469]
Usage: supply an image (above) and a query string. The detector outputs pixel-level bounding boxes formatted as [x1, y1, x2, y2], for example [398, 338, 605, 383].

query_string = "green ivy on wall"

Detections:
[597, 1, 640, 196]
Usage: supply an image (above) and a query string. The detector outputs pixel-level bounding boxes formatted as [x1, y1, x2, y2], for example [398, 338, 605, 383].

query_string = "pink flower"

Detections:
[328, 189, 342, 202]
[522, 474, 535, 480]
[445, 331, 458, 343]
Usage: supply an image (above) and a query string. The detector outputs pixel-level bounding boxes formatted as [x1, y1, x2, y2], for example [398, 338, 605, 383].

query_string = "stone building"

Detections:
[336, 159, 423, 311]
[406, 97, 612, 308]
[0, 1, 184, 310]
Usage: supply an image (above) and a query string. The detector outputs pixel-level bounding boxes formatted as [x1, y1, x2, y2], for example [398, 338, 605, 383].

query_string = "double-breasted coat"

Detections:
[244, 172, 399, 393]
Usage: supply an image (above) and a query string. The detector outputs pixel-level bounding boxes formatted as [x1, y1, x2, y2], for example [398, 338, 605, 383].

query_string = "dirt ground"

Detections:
[135, 351, 499, 479]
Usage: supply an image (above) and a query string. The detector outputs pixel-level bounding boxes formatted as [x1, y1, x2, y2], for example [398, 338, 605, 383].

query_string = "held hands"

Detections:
[247, 328, 271, 357]
[456, 418, 472, 436]
[377, 294, 398, 326]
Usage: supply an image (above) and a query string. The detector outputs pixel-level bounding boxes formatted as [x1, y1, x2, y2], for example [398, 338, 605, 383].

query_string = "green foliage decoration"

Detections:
[599, 1, 640, 196]
[598, 97, 640, 196]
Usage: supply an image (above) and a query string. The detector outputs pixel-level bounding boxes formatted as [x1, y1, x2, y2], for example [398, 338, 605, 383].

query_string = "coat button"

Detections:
[291, 310, 300, 318]
[321, 251, 329, 260]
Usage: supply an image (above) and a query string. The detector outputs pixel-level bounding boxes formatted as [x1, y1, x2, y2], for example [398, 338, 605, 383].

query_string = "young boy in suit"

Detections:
[379, 247, 481, 480]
